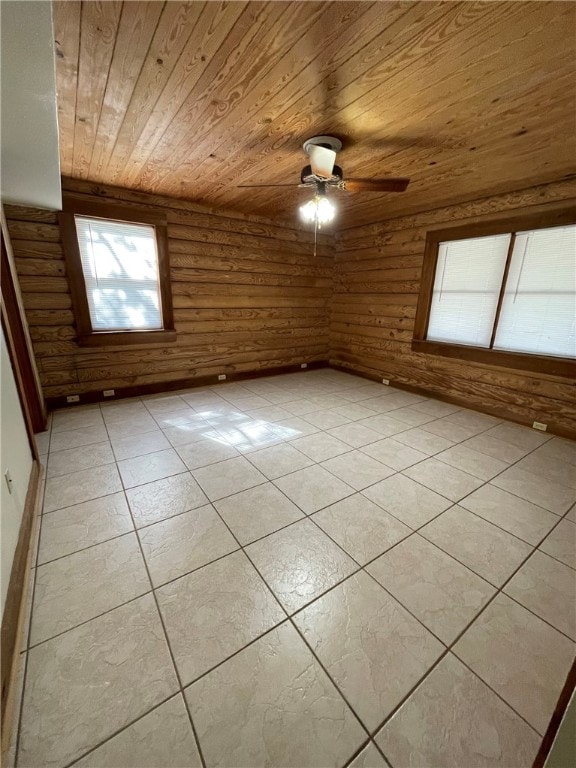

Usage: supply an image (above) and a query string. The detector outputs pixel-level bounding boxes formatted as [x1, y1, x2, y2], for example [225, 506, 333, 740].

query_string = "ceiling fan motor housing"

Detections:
[301, 164, 343, 185]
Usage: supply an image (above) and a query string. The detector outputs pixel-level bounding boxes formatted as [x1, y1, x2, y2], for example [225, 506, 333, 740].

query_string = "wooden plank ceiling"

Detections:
[53, 0, 576, 229]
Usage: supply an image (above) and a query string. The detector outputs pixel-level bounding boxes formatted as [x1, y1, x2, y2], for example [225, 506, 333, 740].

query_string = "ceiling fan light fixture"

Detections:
[299, 194, 336, 227]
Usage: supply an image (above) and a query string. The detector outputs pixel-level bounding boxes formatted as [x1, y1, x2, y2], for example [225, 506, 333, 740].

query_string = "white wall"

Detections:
[0, 324, 33, 615]
[0, 0, 61, 209]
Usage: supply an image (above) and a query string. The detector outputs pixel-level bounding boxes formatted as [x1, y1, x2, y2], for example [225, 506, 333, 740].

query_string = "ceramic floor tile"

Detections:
[282, 398, 325, 415]
[275, 416, 321, 438]
[535, 436, 576, 467]
[368, 535, 495, 645]
[38, 492, 133, 564]
[491, 466, 576, 515]
[420, 418, 483, 444]
[243, 405, 292, 422]
[290, 432, 352, 462]
[363, 474, 452, 529]
[420, 506, 532, 586]
[161, 418, 214, 448]
[111, 430, 171, 460]
[75, 694, 202, 768]
[444, 409, 501, 432]
[385, 406, 438, 427]
[273, 464, 355, 514]
[49, 423, 109, 453]
[435, 444, 508, 481]
[459, 484, 559, 545]
[294, 572, 443, 731]
[148, 404, 197, 425]
[312, 494, 411, 565]
[539, 518, 576, 568]
[214, 482, 304, 545]
[192, 456, 266, 501]
[101, 401, 149, 423]
[302, 409, 352, 429]
[157, 550, 284, 684]
[403, 458, 484, 501]
[348, 743, 388, 768]
[34, 430, 50, 455]
[321, 451, 396, 491]
[460, 433, 531, 463]
[139, 504, 238, 587]
[43, 464, 123, 513]
[47, 441, 115, 478]
[244, 442, 313, 479]
[331, 403, 378, 421]
[516, 451, 576, 490]
[356, 414, 411, 437]
[454, 594, 575, 734]
[361, 438, 428, 471]
[177, 437, 239, 469]
[125, 473, 207, 528]
[106, 413, 160, 439]
[504, 550, 576, 640]
[185, 621, 365, 768]
[326, 422, 383, 448]
[30, 533, 150, 645]
[246, 518, 357, 613]
[482, 422, 551, 451]
[51, 407, 104, 433]
[118, 448, 187, 489]
[411, 400, 462, 418]
[376, 653, 540, 767]
[143, 394, 188, 414]
[393, 427, 455, 455]
[19, 594, 179, 768]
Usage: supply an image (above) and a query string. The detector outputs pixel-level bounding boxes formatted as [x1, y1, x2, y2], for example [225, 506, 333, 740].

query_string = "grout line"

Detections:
[104, 414, 209, 768]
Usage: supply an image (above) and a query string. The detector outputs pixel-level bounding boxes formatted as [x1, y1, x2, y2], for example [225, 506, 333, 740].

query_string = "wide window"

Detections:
[60, 200, 175, 346]
[413, 211, 576, 376]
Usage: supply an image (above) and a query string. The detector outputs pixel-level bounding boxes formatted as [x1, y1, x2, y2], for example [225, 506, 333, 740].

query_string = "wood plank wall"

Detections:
[331, 179, 576, 436]
[5, 179, 332, 400]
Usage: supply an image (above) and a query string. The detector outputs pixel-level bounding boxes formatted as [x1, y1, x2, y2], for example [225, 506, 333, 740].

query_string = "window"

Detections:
[60, 199, 175, 346]
[412, 210, 576, 377]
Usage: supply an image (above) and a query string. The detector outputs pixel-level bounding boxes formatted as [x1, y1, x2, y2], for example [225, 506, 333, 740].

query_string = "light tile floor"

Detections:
[9, 369, 576, 768]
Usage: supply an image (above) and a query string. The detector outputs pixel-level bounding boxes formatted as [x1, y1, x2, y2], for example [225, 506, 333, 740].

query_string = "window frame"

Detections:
[59, 197, 175, 347]
[412, 207, 576, 378]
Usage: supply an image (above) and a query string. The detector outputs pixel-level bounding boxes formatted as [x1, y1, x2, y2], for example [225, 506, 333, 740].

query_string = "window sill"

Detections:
[78, 330, 177, 347]
[411, 339, 575, 378]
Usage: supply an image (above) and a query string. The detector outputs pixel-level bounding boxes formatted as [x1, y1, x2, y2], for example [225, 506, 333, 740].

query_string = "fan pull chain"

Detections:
[314, 214, 318, 257]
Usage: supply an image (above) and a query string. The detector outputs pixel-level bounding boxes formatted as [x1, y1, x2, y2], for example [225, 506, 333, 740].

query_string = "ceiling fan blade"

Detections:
[308, 145, 336, 178]
[237, 183, 298, 187]
[341, 178, 410, 193]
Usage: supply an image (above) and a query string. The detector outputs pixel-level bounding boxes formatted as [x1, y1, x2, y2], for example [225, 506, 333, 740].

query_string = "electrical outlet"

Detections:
[66, 395, 80, 403]
[532, 421, 547, 431]
[301, 363, 308, 368]
[103, 389, 115, 397]
[382, 378, 390, 385]
[218, 374, 226, 381]
[5, 470, 13, 495]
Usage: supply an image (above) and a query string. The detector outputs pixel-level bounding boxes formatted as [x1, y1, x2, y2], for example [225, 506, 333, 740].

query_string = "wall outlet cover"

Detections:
[218, 374, 226, 381]
[532, 421, 548, 431]
[66, 395, 80, 403]
[382, 378, 390, 385]
[103, 389, 115, 397]
[301, 363, 308, 368]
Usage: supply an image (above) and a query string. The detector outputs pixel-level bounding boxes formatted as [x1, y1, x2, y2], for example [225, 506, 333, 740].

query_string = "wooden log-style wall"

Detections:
[331, 179, 576, 437]
[5, 178, 332, 400]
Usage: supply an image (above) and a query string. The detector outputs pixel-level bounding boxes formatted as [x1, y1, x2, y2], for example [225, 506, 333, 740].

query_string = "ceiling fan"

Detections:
[238, 135, 410, 229]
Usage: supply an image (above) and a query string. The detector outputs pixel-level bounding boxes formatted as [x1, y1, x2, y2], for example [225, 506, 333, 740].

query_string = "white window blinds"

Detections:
[75, 216, 163, 332]
[493, 225, 576, 358]
[426, 234, 510, 347]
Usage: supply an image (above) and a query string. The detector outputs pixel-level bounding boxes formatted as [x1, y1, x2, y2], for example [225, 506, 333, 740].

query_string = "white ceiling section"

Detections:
[1, 0, 61, 210]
